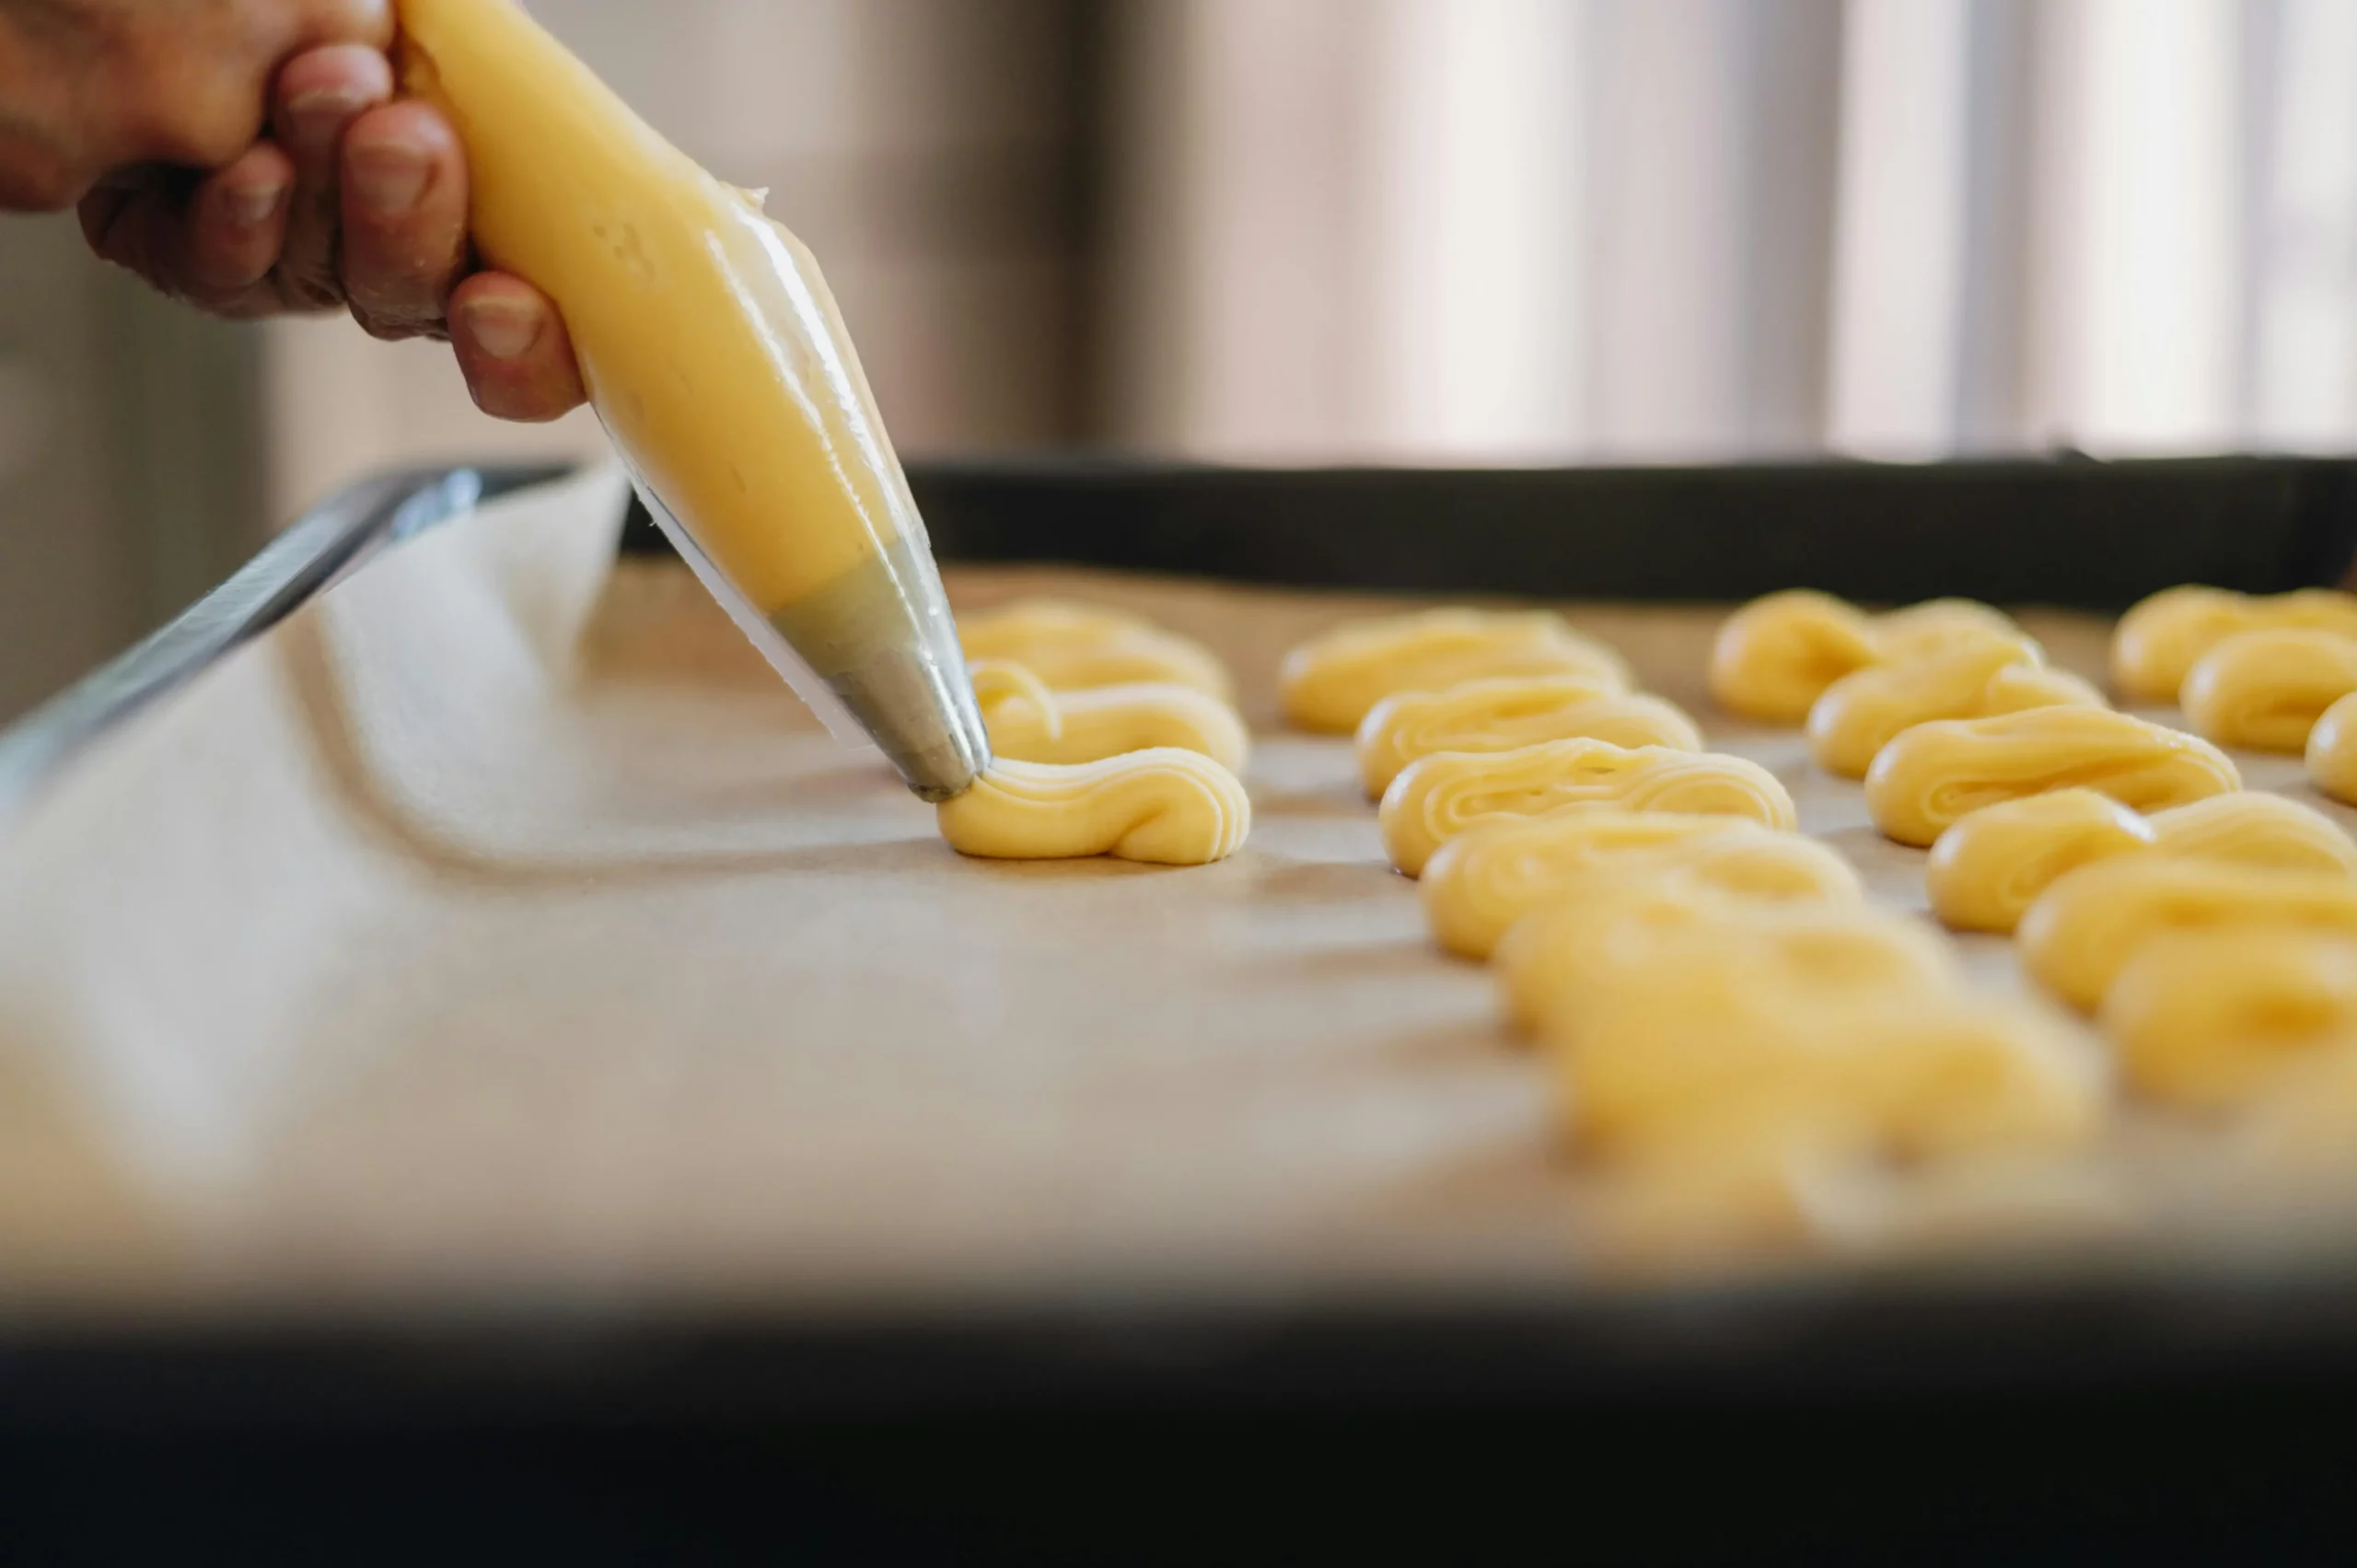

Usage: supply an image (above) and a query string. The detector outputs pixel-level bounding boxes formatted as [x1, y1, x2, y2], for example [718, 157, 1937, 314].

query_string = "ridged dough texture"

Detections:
[969, 659, 1249, 772]
[1421, 811, 1858, 959]
[958, 598, 1233, 698]
[1708, 590, 2033, 724]
[1354, 677, 1696, 797]
[1494, 874, 1903, 1037]
[2100, 930, 2357, 1108]
[2017, 856, 2357, 1013]
[2180, 627, 2357, 752]
[935, 749, 1252, 865]
[1805, 638, 2106, 779]
[1863, 707, 2240, 848]
[2110, 586, 2357, 703]
[1281, 609, 1630, 735]
[1925, 788, 2357, 934]
[1377, 738, 1798, 877]
[2309, 691, 2357, 804]
[1538, 912, 2101, 1165]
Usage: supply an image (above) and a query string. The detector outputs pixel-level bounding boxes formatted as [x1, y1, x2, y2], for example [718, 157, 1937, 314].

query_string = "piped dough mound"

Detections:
[1863, 707, 2238, 848]
[1925, 788, 2356, 934]
[1377, 738, 1796, 877]
[1806, 636, 2104, 780]
[1421, 810, 1857, 960]
[2179, 627, 2357, 753]
[1355, 676, 1694, 797]
[937, 749, 1251, 865]
[959, 598, 1234, 698]
[2111, 586, 2357, 704]
[1282, 609, 1629, 735]
[1708, 590, 2034, 725]
[970, 659, 1249, 772]
[2019, 856, 2357, 1014]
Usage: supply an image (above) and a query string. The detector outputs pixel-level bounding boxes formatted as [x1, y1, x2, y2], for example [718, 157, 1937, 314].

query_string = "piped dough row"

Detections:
[940, 599, 1253, 865]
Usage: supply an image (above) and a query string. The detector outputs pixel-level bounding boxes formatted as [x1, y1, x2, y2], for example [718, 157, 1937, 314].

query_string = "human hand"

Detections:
[0, 0, 585, 422]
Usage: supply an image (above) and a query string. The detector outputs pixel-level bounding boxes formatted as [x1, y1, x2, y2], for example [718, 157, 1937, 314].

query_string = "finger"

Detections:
[450, 273, 590, 423]
[340, 101, 468, 340]
[269, 43, 395, 309]
[178, 144, 297, 307]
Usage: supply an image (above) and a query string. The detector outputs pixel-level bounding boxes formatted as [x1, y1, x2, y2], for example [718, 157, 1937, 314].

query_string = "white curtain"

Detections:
[1102, 0, 2357, 464]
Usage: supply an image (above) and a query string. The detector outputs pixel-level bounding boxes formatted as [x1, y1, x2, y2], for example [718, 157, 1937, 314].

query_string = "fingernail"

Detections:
[347, 140, 430, 214]
[461, 295, 542, 360]
[225, 181, 285, 227]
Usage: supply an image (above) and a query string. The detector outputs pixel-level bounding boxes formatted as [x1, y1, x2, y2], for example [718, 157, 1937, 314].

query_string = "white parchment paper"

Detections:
[5, 465, 2353, 1321]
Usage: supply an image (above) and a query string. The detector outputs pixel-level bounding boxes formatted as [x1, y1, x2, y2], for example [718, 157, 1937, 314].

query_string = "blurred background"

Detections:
[3, 0, 2354, 722]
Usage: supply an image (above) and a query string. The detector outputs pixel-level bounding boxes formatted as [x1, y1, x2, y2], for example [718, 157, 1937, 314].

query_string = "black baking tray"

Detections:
[15, 451, 2357, 1562]
[625, 451, 2357, 610]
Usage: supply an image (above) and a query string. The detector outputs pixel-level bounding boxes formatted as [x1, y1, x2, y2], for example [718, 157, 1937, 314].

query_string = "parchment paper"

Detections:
[4, 463, 2353, 1322]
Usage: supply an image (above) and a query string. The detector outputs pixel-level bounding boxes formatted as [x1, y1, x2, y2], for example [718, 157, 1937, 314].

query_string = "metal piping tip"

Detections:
[768, 531, 993, 803]
[823, 644, 992, 801]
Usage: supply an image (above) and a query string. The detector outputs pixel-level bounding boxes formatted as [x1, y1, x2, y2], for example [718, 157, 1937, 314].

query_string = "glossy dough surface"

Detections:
[1421, 811, 1857, 959]
[2111, 586, 2357, 703]
[1708, 591, 2032, 724]
[1805, 638, 2105, 780]
[1378, 739, 1798, 877]
[2179, 627, 2357, 752]
[935, 750, 1251, 865]
[1863, 707, 2240, 848]
[958, 599, 1233, 697]
[969, 660, 1249, 772]
[2101, 930, 2357, 1108]
[2018, 857, 2357, 1013]
[2309, 691, 2357, 805]
[1355, 677, 1695, 797]
[1925, 788, 2357, 933]
[1281, 610, 1630, 735]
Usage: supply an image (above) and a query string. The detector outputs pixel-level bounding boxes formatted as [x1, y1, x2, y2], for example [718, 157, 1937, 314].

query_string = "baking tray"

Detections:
[13, 452, 2357, 1561]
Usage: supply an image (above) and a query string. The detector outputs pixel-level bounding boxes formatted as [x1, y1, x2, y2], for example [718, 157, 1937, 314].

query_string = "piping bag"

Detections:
[396, 0, 990, 800]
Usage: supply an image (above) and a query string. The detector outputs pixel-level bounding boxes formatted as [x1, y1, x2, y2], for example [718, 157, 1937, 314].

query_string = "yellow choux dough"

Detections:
[968, 660, 1249, 772]
[1545, 923, 2100, 1165]
[1924, 790, 2155, 933]
[2179, 627, 2357, 752]
[1925, 788, 2357, 933]
[1493, 876, 1928, 1036]
[1564, 997, 2105, 1167]
[1377, 739, 1797, 877]
[1805, 638, 2106, 780]
[2111, 586, 2357, 703]
[1280, 609, 1630, 735]
[935, 749, 1251, 865]
[1421, 810, 1858, 959]
[1863, 707, 2240, 848]
[2100, 929, 2357, 1108]
[2018, 857, 2357, 1013]
[2307, 691, 2357, 805]
[2149, 790, 2357, 873]
[1706, 591, 1875, 724]
[958, 599, 1233, 698]
[1707, 590, 2034, 724]
[1874, 598, 2034, 661]
[1354, 677, 1698, 798]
